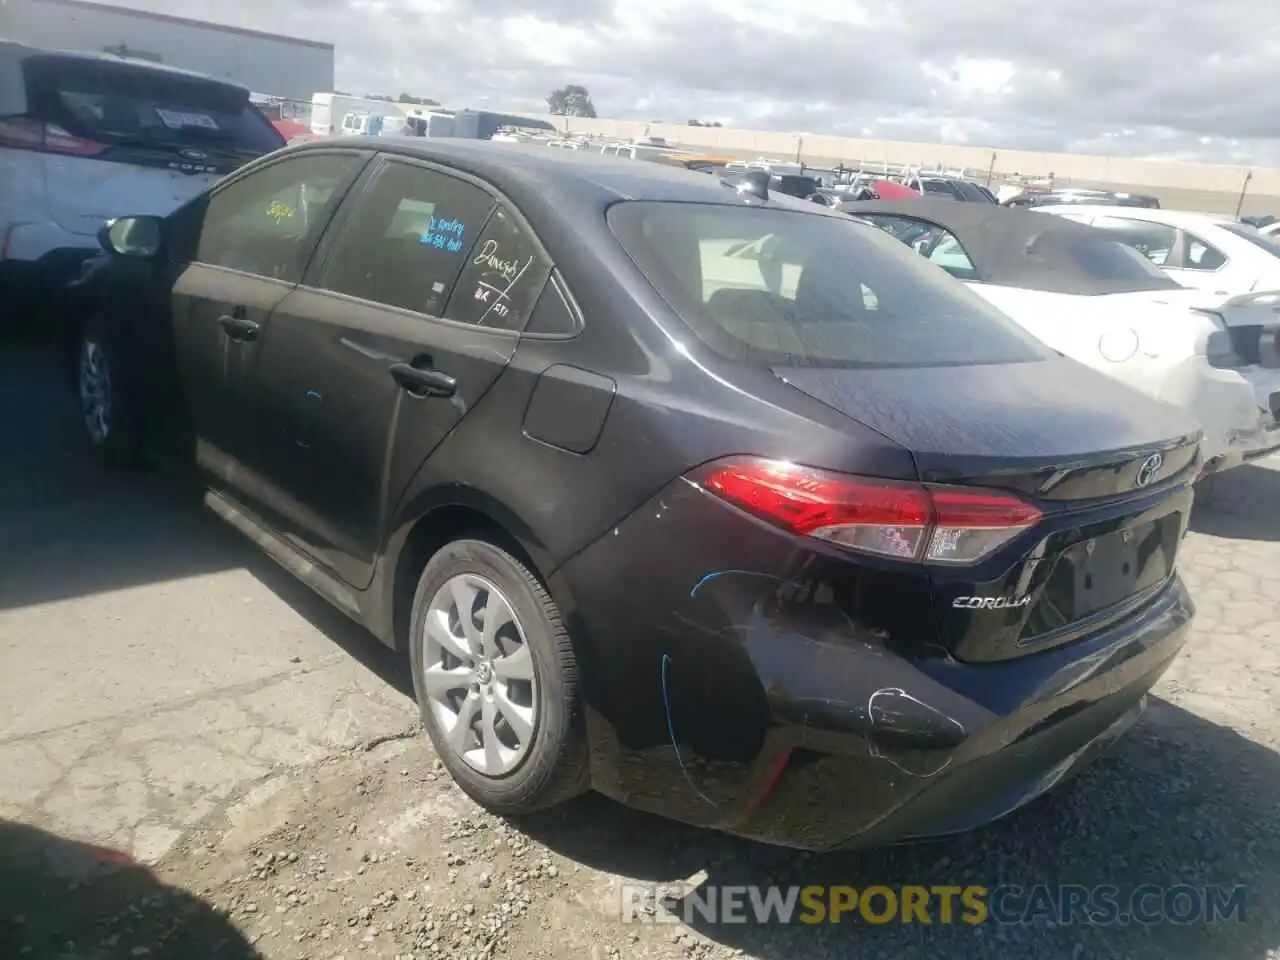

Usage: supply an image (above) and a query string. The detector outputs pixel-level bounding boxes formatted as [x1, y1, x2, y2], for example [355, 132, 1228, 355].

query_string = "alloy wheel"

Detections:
[79, 337, 113, 445]
[421, 573, 539, 776]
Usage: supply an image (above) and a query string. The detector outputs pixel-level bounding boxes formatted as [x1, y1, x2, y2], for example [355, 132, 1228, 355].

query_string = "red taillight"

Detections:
[0, 119, 106, 157]
[42, 123, 107, 157]
[701, 459, 1042, 565]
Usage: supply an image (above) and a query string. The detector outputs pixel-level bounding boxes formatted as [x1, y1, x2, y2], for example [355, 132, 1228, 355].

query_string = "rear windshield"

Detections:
[1220, 222, 1280, 260]
[1023, 231, 1182, 293]
[23, 55, 284, 156]
[607, 201, 1052, 369]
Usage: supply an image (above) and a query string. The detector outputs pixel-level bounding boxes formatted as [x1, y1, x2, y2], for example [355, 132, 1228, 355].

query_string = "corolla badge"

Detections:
[178, 148, 208, 161]
[952, 595, 1030, 610]
[1135, 452, 1164, 488]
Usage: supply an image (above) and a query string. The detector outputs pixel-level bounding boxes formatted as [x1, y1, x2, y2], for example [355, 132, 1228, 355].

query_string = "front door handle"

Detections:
[389, 361, 456, 398]
[218, 314, 260, 342]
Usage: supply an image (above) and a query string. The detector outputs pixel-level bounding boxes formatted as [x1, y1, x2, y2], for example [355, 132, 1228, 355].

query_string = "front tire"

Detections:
[77, 314, 144, 467]
[409, 538, 588, 814]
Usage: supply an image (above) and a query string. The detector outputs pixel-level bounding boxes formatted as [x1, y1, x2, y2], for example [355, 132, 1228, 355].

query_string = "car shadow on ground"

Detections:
[518, 700, 1280, 959]
[236, 543, 415, 699]
[0, 820, 260, 958]
[0, 340, 242, 611]
[0, 340, 413, 698]
[1191, 461, 1280, 541]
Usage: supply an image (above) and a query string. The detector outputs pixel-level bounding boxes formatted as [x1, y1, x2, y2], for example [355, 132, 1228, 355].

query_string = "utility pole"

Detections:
[1235, 170, 1254, 219]
[986, 151, 997, 189]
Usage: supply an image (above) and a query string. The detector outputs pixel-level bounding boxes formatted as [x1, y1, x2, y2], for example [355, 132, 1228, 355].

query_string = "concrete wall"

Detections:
[532, 115, 1280, 216]
[1, 0, 334, 101]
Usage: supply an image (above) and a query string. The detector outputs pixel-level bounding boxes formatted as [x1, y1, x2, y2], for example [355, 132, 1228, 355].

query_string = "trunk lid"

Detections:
[775, 356, 1202, 661]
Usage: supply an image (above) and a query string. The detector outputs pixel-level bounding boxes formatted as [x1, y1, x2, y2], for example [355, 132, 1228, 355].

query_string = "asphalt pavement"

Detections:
[0, 342, 417, 863]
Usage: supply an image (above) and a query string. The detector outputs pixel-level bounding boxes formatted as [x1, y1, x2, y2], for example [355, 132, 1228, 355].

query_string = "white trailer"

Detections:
[310, 92, 406, 136]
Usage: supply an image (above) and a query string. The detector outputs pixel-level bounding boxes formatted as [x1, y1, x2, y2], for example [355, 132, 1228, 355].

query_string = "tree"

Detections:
[547, 85, 597, 118]
[398, 93, 440, 106]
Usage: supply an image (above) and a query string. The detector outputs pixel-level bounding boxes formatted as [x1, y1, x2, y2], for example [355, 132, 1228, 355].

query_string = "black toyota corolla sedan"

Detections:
[70, 138, 1200, 850]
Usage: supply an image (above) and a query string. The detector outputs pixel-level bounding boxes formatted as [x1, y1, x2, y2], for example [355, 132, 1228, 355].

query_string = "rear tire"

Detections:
[77, 314, 145, 468]
[409, 538, 589, 814]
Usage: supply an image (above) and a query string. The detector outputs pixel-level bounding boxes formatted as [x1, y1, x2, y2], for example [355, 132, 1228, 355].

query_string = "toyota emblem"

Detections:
[179, 148, 208, 161]
[1135, 452, 1164, 488]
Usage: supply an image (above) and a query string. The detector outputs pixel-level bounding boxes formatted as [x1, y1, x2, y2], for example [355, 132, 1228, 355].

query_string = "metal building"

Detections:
[0, 0, 334, 100]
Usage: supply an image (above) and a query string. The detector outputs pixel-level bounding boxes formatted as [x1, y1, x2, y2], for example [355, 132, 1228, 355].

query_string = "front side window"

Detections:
[319, 160, 495, 316]
[193, 153, 366, 281]
[609, 202, 1050, 368]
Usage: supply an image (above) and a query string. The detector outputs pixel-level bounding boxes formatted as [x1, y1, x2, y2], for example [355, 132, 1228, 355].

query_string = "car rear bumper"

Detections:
[552, 480, 1194, 851]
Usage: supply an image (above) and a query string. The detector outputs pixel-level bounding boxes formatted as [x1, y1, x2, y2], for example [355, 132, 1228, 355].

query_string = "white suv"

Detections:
[0, 40, 285, 331]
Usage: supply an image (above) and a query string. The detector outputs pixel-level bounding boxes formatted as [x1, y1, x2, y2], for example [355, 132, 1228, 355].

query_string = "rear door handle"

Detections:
[389, 361, 456, 398]
[218, 314, 260, 342]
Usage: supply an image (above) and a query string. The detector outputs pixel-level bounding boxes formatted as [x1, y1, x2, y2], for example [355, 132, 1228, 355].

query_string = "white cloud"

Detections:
[110, 0, 1280, 162]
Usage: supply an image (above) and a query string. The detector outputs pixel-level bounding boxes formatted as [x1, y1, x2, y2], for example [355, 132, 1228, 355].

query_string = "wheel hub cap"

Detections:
[420, 573, 539, 777]
[78, 338, 113, 444]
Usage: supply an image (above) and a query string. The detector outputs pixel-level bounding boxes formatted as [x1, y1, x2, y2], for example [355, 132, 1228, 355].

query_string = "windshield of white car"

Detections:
[1220, 223, 1280, 259]
[608, 201, 1053, 369]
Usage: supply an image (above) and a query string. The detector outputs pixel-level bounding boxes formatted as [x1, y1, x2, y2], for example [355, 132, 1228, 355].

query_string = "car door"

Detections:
[164, 149, 370, 496]
[238, 155, 552, 588]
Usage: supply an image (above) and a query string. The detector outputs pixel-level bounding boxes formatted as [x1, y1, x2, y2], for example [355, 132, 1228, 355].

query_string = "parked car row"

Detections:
[59, 134, 1215, 853]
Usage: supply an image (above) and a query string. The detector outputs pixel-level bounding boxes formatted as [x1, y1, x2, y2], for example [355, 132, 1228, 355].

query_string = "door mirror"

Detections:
[99, 215, 163, 259]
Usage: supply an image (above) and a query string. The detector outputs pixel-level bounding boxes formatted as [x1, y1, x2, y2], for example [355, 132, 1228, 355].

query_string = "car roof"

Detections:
[838, 197, 1182, 295]
[1032, 204, 1231, 228]
[0, 38, 245, 87]
[287, 137, 843, 218]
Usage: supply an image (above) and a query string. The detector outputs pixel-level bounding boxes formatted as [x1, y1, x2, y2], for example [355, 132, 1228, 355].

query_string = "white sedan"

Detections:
[844, 199, 1280, 476]
[1033, 204, 1280, 296]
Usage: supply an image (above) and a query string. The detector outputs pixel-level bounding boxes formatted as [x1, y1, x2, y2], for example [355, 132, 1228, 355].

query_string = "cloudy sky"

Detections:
[108, 0, 1280, 162]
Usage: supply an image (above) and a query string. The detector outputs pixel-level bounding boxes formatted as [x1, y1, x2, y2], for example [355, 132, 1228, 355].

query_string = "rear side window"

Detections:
[608, 202, 1050, 369]
[1183, 234, 1227, 271]
[319, 161, 495, 317]
[22, 55, 284, 157]
[444, 206, 552, 331]
[1024, 231, 1179, 289]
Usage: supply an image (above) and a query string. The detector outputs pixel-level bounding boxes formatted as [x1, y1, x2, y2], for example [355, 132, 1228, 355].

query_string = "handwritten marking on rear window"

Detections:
[420, 216, 467, 252]
[472, 239, 529, 282]
[471, 249, 535, 325]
